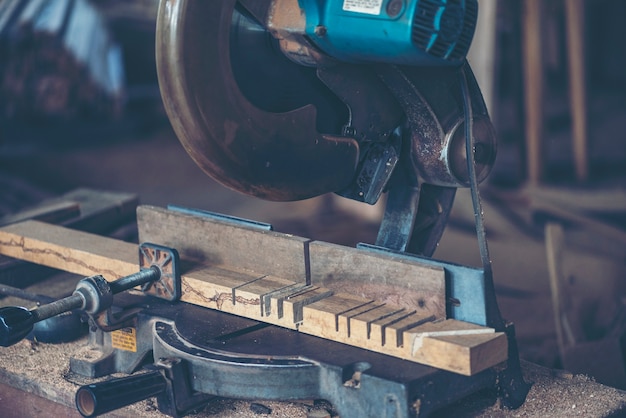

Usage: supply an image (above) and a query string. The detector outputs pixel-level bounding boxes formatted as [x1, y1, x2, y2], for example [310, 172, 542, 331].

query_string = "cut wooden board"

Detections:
[0, 218, 507, 375]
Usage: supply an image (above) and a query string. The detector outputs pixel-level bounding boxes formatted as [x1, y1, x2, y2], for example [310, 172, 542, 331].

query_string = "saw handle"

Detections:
[75, 371, 167, 417]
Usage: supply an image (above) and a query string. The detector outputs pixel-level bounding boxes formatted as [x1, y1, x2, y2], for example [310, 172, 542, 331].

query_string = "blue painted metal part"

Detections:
[167, 205, 273, 231]
[299, 0, 477, 65]
[357, 243, 488, 326]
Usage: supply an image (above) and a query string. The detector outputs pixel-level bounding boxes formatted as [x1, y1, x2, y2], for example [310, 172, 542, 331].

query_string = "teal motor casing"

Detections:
[300, 0, 478, 66]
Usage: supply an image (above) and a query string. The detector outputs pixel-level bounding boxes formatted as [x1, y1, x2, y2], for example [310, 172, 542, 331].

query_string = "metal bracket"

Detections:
[89, 243, 180, 332]
[139, 243, 181, 301]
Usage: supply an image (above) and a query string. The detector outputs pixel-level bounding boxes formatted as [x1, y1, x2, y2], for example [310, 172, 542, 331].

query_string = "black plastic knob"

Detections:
[0, 306, 36, 347]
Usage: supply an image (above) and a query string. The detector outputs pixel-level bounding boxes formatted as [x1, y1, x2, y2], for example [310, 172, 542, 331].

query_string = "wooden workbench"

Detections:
[0, 328, 625, 418]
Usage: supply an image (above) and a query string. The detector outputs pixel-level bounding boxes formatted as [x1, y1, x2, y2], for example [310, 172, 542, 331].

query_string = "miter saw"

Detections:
[0, 0, 530, 416]
[157, 0, 496, 255]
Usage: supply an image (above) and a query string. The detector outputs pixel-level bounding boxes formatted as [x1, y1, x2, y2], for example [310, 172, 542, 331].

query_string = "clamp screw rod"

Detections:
[32, 294, 84, 323]
[109, 266, 161, 294]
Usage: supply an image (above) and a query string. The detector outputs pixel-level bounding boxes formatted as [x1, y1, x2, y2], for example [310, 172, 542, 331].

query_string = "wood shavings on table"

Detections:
[1, 337, 625, 417]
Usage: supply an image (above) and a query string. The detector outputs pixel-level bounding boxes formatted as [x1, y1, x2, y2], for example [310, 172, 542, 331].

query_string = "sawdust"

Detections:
[434, 361, 626, 417]
[1, 338, 625, 417]
[0, 339, 326, 417]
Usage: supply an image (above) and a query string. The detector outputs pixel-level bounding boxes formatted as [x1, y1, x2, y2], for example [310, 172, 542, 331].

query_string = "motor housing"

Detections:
[298, 0, 478, 65]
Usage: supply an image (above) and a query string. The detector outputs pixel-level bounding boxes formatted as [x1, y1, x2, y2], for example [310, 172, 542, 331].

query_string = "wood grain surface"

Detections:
[0, 210, 507, 375]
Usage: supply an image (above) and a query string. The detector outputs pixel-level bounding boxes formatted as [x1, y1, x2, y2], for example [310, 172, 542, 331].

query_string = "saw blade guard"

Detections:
[156, 0, 359, 201]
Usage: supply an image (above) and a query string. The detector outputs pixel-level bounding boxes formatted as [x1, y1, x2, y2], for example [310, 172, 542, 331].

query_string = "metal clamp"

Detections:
[0, 243, 180, 346]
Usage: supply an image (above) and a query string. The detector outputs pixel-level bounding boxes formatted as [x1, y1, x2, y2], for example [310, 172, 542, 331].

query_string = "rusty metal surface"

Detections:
[376, 64, 496, 188]
[155, 0, 359, 201]
[139, 243, 180, 301]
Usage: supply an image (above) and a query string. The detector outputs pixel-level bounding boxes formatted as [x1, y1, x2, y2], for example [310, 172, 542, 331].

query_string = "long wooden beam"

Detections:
[0, 211, 507, 375]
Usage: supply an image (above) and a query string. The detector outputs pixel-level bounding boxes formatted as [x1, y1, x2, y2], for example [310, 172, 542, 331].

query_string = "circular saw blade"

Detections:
[156, 0, 359, 201]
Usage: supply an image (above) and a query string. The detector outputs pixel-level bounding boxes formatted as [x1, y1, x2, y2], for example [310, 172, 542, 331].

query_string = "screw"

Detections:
[387, 0, 404, 17]
[314, 25, 327, 37]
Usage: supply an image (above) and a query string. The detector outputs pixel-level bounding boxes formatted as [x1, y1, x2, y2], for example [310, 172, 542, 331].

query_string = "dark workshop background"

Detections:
[1, 0, 626, 390]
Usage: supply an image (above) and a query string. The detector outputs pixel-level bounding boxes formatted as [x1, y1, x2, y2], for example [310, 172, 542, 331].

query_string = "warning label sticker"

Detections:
[343, 0, 384, 15]
[111, 327, 137, 352]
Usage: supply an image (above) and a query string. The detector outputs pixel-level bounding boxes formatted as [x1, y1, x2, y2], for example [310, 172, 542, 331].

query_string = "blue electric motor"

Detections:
[300, 0, 478, 66]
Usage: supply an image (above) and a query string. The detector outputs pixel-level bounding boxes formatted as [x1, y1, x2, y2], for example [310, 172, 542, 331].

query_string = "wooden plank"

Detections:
[0, 188, 139, 290]
[55, 188, 139, 234]
[303, 299, 504, 375]
[370, 310, 421, 347]
[0, 219, 507, 374]
[337, 302, 386, 337]
[266, 282, 311, 320]
[234, 275, 298, 318]
[0, 220, 138, 280]
[0, 381, 81, 418]
[384, 312, 436, 350]
[179, 264, 264, 313]
[282, 286, 334, 324]
[309, 241, 446, 318]
[0, 201, 80, 227]
[350, 305, 411, 340]
[522, 0, 544, 184]
[299, 293, 373, 335]
[404, 319, 508, 375]
[137, 205, 310, 282]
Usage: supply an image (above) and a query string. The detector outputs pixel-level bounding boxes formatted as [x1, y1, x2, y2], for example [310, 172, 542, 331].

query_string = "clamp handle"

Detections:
[0, 243, 179, 347]
[75, 370, 167, 417]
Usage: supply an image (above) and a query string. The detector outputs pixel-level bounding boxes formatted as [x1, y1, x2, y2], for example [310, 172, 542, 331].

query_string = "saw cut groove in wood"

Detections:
[370, 309, 420, 346]
[338, 302, 387, 336]
[266, 282, 310, 319]
[0, 210, 507, 375]
[298, 292, 374, 332]
[384, 312, 437, 349]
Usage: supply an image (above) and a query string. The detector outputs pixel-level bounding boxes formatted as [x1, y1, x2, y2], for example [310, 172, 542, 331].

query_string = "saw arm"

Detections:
[156, 0, 496, 256]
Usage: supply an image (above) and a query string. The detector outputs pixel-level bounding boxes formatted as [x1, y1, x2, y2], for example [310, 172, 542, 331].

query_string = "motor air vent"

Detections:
[412, 0, 478, 61]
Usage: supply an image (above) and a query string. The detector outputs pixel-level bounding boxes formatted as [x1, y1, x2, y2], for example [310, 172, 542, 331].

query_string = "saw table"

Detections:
[0, 334, 624, 417]
[0, 205, 529, 417]
[0, 205, 625, 417]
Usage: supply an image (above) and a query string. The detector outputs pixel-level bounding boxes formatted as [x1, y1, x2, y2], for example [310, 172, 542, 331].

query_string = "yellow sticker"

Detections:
[110, 327, 137, 352]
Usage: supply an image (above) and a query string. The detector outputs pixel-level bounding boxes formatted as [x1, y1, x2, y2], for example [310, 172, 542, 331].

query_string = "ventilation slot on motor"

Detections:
[412, 0, 477, 61]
